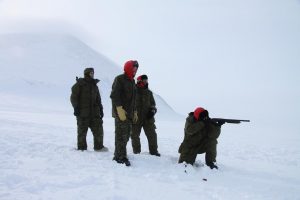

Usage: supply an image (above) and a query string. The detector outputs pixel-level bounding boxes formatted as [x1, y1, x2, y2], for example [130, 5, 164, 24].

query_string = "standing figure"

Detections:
[70, 68, 108, 152]
[131, 75, 160, 156]
[110, 60, 139, 166]
[178, 107, 223, 169]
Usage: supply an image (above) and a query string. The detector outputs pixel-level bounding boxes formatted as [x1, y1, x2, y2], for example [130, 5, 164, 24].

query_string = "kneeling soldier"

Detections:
[178, 107, 223, 169]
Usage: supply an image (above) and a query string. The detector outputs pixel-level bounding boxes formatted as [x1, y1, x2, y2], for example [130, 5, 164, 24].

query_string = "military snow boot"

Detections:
[113, 157, 131, 167]
[150, 151, 161, 157]
[133, 150, 141, 154]
[206, 162, 218, 170]
[122, 157, 131, 166]
[94, 146, 109, 152]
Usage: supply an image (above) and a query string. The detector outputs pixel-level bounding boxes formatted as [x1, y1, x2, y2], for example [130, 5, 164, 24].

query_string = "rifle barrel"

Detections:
[211, 118, 250, 123]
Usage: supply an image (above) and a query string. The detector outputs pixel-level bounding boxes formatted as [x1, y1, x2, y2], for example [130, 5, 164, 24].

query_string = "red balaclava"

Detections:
[136, 74, 148, 88]
[194, 107, 207, 121]
[124, 60, 139, 80]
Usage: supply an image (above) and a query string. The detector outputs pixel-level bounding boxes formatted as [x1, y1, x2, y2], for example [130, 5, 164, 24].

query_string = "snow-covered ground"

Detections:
[0, 32, 299, 200]
[0, 0, 300, 198]
[0, 98, 299, 200]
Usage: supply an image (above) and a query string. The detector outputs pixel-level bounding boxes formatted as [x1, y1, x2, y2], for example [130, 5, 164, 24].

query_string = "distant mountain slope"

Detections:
[0, 33, 119, 94]
[0, 33, 181, 118]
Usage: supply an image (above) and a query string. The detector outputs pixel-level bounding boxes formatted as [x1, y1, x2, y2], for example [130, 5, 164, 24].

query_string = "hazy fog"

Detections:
[1, 0, 300, 135]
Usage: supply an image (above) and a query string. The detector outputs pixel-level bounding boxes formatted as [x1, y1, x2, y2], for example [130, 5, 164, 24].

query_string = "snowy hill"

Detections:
[0, 33, 180, 118]
[0, 33, 119, 102]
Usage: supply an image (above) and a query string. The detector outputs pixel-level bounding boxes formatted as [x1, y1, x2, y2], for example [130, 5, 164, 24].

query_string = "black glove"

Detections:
[147, 107, 157, 119]
[74, 107, 80, 116]
[199, 110, 209, 121]
[100, 109, 104, 119]
[217, 121, 225, 126]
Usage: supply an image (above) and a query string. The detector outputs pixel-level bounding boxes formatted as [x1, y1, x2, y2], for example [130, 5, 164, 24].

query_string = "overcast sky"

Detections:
[0, 0, 299, 125]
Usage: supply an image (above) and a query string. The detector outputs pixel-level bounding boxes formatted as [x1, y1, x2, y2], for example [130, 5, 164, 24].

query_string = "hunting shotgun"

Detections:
[210, 118, 250, 124]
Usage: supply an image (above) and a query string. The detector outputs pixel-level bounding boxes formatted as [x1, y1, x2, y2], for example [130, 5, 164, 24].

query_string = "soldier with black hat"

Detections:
[70, 68, 108, 152]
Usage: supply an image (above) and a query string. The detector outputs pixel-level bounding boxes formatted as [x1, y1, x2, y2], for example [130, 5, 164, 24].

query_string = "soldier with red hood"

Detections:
[110, 60, 139, 166]
[131, 75, 160, 156]
[178, 107, 224, 169]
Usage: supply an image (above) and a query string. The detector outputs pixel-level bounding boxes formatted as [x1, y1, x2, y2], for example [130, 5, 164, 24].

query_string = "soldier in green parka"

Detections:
[178, 107, 224, 169]
[110, 60, 139, 166]
[131, 75, 160, 156]
[70, 68, 108, 152]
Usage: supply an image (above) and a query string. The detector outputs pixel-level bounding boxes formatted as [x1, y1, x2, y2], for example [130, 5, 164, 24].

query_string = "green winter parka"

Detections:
[110, 74, 137, 120]
[135, 87, 156, 122]
[179, 113, 221, 153]
[70, 77, 103, 118]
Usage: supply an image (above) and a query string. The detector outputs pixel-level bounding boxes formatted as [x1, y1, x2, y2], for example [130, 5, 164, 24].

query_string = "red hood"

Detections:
[194, 107, 206, 120]
[124, 60, 138, 80]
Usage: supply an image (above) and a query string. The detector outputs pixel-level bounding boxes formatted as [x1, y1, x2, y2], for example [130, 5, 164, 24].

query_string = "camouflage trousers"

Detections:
[178, 137, 218, 165]
[131, 120, 158, 154]
[114, 118, 132, 160]
[77, 116, 104, 150]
